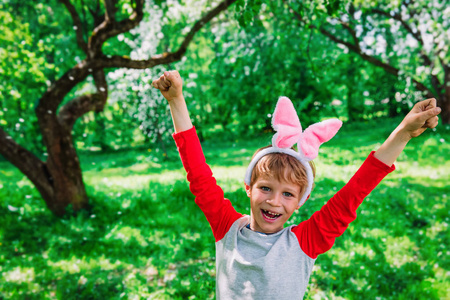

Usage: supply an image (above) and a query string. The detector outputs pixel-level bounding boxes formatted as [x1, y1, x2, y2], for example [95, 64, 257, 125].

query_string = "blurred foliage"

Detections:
[2, 0, 446, 157]
[0, 118, 448, 298]
[0, 0, 449, 297]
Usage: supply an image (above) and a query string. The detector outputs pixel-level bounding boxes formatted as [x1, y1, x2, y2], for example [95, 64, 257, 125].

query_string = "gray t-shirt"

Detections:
[216, 215, 316, 300]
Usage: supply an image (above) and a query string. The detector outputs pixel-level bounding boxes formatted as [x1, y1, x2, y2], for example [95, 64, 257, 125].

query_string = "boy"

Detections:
[153, 70, 440, 299]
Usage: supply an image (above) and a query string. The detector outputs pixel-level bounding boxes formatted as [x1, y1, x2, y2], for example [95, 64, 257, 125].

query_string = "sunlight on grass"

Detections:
[426, 221, 448, 240]
[327, 241, 375, 268]
[85, 170, 185, 191]
[4, 267, 35, 283]
[210, 166, 246, 180]
[363, 227, 389, 239]
[214, 166, 247, 194]
[1, 120, 449, 299]
[395, 163, 449, 187]
[105, 226, 149, 247]
[48, 255, 127, 273]
[384, 236, 418, 268]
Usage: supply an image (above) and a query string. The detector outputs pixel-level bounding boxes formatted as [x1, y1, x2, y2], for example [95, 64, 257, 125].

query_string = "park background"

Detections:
[0, 0, 449, 299]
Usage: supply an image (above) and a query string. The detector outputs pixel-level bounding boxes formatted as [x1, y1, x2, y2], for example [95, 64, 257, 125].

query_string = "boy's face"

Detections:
[245, 176, 302, 234]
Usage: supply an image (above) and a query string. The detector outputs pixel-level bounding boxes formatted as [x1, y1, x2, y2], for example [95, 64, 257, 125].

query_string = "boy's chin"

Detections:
[254, 219, 285, 234]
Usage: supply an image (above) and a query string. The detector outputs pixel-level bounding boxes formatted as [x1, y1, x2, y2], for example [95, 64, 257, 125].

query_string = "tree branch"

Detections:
[370, 8, 442, 92]
[38, 0, 238, 152]
[59, 0, 88, 53]
[97, 0, 238, 69]
[318, 24, 394, 72]
[288, 2, 436, 99]
[175, 0, 238, 57]
[36, 61, 92, 115]
[35, 61, 93, 155]
[57, 93, 104, 129]
[88, 0, 144, 56]
[58, 69, 108, 129]
[337, 18, 361, 52]
[99, 52, 180, 69]
[371, 8, 423, 46]
[93, 68, 108, 100]
[318, 24, 434, 97]
[104, 0, 117, 22]
[88, 0, 104, 27]
[288, 6, 434, 99]
[0, 128, 53, 198]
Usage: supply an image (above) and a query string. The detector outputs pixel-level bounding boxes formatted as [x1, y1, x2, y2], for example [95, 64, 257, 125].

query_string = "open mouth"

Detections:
[261, 209, 282, 222]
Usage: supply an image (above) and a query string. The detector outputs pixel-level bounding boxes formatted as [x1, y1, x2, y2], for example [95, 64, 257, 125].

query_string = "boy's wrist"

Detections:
[168, 95, 193, 133]
[393, 124, 412, 143]
[168, 95, 185, 104]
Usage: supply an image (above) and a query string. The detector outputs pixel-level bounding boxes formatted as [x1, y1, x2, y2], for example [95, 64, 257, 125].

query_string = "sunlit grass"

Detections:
[0, 118, 449, 299]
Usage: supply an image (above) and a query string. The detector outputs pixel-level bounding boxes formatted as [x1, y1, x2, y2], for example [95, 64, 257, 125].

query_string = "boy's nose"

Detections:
[268, 194, 282, 206]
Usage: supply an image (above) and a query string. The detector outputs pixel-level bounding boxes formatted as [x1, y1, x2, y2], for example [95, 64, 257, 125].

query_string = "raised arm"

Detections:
[294, 98, 441, 259]
[153, 71, 242, 241]
[374, 98, 441, 166]
[152, 70, 193, 133]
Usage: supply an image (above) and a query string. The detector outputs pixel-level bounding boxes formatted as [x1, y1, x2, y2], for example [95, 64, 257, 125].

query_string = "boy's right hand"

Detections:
[152, 70, 183, 102]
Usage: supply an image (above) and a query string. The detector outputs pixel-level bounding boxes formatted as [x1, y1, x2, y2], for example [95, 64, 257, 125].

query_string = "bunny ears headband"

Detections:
[244, 97, 343, 206]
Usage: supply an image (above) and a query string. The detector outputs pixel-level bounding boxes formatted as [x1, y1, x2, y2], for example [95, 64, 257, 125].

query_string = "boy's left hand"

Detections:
[398, 98, 441, 139]
[374, 98, 441, 166]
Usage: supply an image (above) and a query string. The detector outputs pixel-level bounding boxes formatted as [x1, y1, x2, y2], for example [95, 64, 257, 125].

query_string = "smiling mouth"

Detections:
[261, 209, 282, 221]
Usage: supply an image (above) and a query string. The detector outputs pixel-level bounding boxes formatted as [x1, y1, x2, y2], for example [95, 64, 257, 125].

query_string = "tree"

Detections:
[0, 0, 238, 216]
[180, 3, 342, 137]
[282, 0, 449, 123]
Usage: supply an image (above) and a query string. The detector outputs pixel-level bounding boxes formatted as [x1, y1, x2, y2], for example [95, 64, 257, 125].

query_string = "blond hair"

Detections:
[249, 146, 316, 198]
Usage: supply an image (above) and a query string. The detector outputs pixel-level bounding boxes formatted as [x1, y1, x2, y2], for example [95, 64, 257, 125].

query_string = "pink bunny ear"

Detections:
[272, 97, 302, 148]
[299, 119, 342, 160]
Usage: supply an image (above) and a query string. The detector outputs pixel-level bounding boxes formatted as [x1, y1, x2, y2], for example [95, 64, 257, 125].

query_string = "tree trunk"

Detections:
[34, 94, 91, 215]
[440, 91, 449, 124]
[0, 126, 86, 216]
[0, 0, 238, 216]
[441, 67, 450, 123]
[44, 130, 88, 215]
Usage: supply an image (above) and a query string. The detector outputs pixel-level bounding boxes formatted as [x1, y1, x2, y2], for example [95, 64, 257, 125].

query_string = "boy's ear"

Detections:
[245, 183, 252, 198]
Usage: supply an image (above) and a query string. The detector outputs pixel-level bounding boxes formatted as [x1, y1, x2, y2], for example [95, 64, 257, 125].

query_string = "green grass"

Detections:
[0, 117, 449, 299]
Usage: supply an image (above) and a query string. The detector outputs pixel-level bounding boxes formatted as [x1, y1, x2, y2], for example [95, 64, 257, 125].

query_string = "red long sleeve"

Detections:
[173, 127, 242, 242]
[174, 127, 394, 254]
[293, 152, 395, 259]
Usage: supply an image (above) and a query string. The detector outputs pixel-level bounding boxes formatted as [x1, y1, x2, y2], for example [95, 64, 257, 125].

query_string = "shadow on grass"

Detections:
[1, 171, 448, 299]
[1, 118, 449, 298]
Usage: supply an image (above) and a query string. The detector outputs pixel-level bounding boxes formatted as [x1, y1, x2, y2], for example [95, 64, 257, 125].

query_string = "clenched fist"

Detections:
[152, 70, 183, 102]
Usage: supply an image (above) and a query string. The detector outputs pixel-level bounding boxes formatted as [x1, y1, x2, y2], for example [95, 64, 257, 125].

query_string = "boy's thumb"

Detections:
[164, 71, 170, 79]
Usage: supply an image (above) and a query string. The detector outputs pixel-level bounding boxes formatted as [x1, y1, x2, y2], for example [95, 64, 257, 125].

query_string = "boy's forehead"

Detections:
[256, 174, 299, 188]
[257, 169, 296, 182]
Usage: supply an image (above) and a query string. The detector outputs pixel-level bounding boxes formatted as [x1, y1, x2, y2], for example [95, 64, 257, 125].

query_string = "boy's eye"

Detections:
[283, 192, 294, 197]
[261, 186, 271, 192]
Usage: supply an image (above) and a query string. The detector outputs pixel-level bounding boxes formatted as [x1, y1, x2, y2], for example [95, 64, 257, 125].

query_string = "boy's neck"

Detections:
[246, 223, 280, 235]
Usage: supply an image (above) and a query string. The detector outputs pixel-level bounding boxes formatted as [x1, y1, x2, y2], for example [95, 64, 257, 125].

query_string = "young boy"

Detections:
[152, 70, 441, 299]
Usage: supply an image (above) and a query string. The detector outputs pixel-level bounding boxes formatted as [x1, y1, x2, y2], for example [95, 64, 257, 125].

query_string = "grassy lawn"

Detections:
[0, 117, 449, 299]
